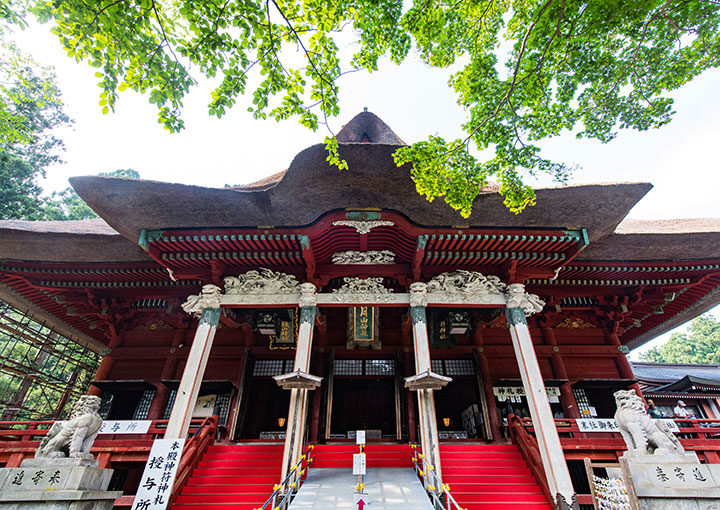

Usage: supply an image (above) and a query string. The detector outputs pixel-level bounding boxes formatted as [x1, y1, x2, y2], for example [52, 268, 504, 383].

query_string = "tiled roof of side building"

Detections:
[631, 361, 720, 384]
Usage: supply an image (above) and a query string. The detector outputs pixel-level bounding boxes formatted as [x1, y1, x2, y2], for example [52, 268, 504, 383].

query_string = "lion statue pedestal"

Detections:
[613, 390, 720, 510]
[0, 396, 121, 510]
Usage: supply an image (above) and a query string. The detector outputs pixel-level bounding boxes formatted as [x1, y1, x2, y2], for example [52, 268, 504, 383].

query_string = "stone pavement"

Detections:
[289, 467, 434, 509]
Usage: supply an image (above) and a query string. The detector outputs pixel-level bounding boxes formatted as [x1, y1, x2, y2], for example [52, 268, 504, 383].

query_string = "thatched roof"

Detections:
[0, 218, 151, 262]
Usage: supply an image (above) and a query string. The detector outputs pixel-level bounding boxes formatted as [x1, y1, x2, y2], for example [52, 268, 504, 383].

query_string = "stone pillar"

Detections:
[505, 284, 578, 510]
[404, 282, 451, 482]
[164, 285, 222, 439]
[276, 283, 322, 479]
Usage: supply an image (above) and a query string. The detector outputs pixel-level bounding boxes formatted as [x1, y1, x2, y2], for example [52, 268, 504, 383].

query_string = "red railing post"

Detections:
[168, 415, 219, 505]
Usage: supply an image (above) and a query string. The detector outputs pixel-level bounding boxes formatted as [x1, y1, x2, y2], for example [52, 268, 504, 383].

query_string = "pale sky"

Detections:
[10, 22, 720, 358]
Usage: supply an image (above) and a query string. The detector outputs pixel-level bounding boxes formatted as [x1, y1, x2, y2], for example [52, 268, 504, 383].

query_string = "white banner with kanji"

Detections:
[131, 438, 186, 510]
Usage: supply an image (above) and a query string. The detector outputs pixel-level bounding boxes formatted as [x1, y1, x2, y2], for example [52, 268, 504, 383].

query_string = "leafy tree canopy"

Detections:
[12, 0, 720, 216]
[639, 314, 720, 364]
[1, 1, 72, 219]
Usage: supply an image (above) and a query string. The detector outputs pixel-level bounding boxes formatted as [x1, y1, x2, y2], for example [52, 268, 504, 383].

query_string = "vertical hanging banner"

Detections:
[132, 438, 186, 510]
[347, 307, 381, 349]
[354, 307, 374, 341]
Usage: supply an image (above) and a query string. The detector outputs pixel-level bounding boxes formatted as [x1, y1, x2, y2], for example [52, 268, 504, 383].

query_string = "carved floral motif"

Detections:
[331, 277, 394, 302]
[224, 268, 300, 295]
[331, 250, 395, 265]
[426, 270, 506, 296]
[556, 317, 595, 329]
[332, 220, 394, 234]
[135, 319, 173, 331]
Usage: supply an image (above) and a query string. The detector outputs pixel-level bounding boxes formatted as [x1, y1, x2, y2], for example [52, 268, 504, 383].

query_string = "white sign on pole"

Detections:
[131, 438, 186, 510]
[356, 430, 366, 445]
[353, 453, 367, 475]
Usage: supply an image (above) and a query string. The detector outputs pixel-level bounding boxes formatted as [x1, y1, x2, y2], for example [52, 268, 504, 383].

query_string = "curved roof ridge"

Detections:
[336, 111, 406, 145]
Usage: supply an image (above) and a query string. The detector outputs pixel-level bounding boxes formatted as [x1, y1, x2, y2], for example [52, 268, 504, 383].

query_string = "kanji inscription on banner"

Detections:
[576, 418, 680, 433]
[131, 438, 185, 510]
[59, 420, 152, 435]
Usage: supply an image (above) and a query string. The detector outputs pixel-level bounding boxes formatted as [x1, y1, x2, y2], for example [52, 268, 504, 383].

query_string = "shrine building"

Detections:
[2, 111, 720, 510]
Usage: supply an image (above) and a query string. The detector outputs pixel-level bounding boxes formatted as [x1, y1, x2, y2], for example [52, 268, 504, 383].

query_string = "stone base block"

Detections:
[0, 490, 121, 510]
[0, 466, 113, 492]
[639, 497, 720, 510]
[622, 453, 720, 499]
[0, 464, 120, 510]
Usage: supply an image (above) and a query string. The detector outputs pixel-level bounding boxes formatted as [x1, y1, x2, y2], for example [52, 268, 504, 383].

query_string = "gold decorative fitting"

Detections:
[135, 320, 173, 331]
[555, 317, 595, 329]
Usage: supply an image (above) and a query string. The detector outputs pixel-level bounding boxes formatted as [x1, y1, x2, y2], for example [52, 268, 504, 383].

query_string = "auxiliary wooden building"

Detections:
[2, 112, 720, 510]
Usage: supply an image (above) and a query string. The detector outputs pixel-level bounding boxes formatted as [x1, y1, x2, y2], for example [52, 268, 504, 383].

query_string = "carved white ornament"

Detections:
[182, 284, 223, 317]
[299, 282, 318, 308]
[224, 268, 300, 295]
[426, 270, 506, 295]
[614, 389, 685, 457]
[331, 277, 394, 303]
[35, 395, 102, 460]
[505, 283, 545, 316]
[332, 220, 394, 234]
[409, 282, 428, 307]
[331, 250, 395, 265]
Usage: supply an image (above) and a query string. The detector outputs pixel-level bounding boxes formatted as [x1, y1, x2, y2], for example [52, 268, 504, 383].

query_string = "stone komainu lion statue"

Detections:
[613, 389, 685, 456]
[35, 395, 103, 459]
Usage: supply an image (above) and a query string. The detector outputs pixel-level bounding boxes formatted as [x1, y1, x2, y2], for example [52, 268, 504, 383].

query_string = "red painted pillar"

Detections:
[309, 354, 324, 442]
[607, 329, 643, 399]
[88, 332, 124, 396]
[477, 351, 502, 441]
[542, 327, 580, 419]
[148, 328, 186, 420]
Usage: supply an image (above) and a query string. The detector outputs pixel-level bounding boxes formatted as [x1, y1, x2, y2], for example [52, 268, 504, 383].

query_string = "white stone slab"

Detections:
[289, 468, 433, 510]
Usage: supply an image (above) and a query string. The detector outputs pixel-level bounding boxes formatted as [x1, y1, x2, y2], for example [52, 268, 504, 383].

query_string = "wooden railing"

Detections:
[508, 416, 720, 507]
[507, 415, 552, 504]
[515, 416, 720, 463]
[0, 417, 219, 508]
[170, 415, 219, 505]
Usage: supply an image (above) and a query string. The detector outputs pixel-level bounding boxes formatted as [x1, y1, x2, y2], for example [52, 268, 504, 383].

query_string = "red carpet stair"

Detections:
[440, 443, 553, 510]
[171, 443, 284, 510]
[310, 443, 413, 468]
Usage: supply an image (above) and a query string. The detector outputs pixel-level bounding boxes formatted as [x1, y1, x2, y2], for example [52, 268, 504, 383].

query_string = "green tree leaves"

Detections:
[640, 314, 720, 364]
[1, 2, 72, 220]
[20, 0, 720, 216]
